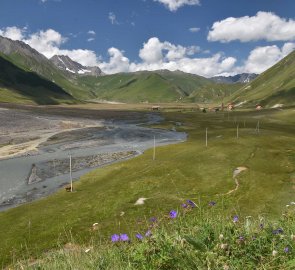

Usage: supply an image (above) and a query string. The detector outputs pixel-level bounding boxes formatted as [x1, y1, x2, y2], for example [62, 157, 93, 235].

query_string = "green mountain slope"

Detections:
[230, 50, 295, 107]
[78, 70, 239, 103]
[0, 55, 75, 104]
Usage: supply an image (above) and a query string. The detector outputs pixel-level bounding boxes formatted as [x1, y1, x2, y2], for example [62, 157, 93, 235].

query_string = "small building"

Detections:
[151, 106, 160, 111]
[256, 104, 263, 110]
[227, 103, 235, 111]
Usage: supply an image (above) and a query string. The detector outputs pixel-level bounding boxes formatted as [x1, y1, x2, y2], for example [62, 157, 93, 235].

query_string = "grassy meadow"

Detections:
[0, 106, 294, 268]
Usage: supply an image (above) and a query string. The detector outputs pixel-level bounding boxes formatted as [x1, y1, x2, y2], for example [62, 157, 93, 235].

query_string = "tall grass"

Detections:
[15, 199, 295, 270]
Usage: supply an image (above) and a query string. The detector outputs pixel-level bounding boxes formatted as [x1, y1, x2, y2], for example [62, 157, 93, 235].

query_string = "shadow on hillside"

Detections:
[0, 56, 73, 104]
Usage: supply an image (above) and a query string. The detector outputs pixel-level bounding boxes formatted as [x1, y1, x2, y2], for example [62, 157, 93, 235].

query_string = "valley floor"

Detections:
[0, 103, 294, 267]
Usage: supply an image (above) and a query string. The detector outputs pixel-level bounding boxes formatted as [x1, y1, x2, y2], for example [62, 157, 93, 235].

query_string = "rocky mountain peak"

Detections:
[50, 55, 103, 76]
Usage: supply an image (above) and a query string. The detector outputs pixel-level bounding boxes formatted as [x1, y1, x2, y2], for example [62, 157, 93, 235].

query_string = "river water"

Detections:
[0, 114, 186, 211]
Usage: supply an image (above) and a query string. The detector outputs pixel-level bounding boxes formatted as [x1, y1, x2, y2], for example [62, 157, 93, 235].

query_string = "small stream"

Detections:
[0, 114, 186, 211]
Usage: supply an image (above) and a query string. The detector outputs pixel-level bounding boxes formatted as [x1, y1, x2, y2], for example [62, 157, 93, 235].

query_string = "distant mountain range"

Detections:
[0, 35, 294, 106]
[50, 55, 103, 76]
[210, 73, 258, 84]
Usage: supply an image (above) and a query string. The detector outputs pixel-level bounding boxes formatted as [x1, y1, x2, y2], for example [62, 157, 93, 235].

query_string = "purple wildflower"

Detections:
[182, 203, 188, 208]
[169, 210, 178, 219]
[259, 223, 264, 229]
[187, 200, 196, 208]
[272, 228, 284, 235]
[111, 234, 120, 242]
[145, 230, 152, 237]
[208, 201, 216, 206]
[136, 233, 143, 240]
[150, 217, 157, 223]
[120, 234, 129, 242]
[284, 247, 290, 253]
[233, 215, 239, 223]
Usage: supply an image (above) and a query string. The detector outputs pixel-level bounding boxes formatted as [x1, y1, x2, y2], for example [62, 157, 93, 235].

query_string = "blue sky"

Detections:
[0, 0, 295, 77]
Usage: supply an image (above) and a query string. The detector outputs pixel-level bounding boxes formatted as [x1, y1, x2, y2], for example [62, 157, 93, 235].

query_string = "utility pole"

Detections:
[153, 136, 156, 161]
[69, 153, 73, 192]
[206, 128, 208, 147]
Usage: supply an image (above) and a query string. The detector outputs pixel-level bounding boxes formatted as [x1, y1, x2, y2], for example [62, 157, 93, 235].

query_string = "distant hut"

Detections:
[151, 106, 160, 111]
[227, 103, 235, 111]
[256, 104, 263, 110]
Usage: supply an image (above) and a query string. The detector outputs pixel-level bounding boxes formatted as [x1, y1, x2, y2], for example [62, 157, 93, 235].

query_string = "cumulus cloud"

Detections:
[139, 37, 200, 63]
[88, 30, 96, 35]
[0, 26, 25, 40]
[208, 11, 295, 43]
[237, 43, 295, 74]
[0, 26, 99, 66]
[189, 27, 200, 33]
[100, 48, 130, 74]
[154, 0, 200, 12]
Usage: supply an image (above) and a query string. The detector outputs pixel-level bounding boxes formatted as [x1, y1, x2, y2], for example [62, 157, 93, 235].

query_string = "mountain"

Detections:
[0, 54, 74, 104]
[211, 73, 258, 84]
[230, 50, 295, 107]
[0, 36, 96, 100]
[50, 55, 103, 76]
[77, 70, 241, 103]
[0, 36, 241, 104]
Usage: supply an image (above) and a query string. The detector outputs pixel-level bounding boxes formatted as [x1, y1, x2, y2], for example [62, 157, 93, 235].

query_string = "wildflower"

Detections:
[120, 234, 129, 242]
[150, 217, 157, 223]
[111, 234, 120, 242]
[233, 215, 239, 223]
[187, 200, 196, 208]
[259, 223, 264, 229]
[272, 228, 284, 235]
[136, 233, 143, 240]
[208, 201, 216, 206]
[145, 230, 152, 237]
[286, 205, 290, 207]
[169, 210, 178, 219]
[291, 234, 295, 241]
[272, 250, 278, 256]
[85, 248, 91, 253]
[219, 234, 224, 240]
[284, 247, 290, 253]
[182, 203, 188, 208]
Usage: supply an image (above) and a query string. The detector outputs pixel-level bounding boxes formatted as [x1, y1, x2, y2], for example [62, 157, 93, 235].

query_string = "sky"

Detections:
[0, 0, 295, 77]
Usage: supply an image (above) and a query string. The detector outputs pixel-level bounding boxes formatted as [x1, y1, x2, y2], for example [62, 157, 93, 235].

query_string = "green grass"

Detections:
[14, 205, 295, 270]
[230, 50, 295, 107]
[0, 107, 294, 267]
[78, 70, 241, 103]
[0, 55, 76, 105]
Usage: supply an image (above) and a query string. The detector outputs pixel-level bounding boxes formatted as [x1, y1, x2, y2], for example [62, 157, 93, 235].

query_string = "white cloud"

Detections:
[100, 48, 130, 74]
[208, 11, 295, 43]
[108, 12, 118, 25]
[88, 30, 96, 35]
[0, 26, 25, 40]
[87, 38, 95, 42]
[0, 27, 99, 66]
[154, 0, 200, 11]
[139, 37, 199, 63]
[2, 26, 292, 76]
[189, 27, 200, 33]
[237, 43, 295, 74]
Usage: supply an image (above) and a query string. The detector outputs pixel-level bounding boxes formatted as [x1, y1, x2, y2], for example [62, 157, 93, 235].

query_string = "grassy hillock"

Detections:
[230, 50, 295, 107]
[0, 55, 75, 104]
[0, 107, 294, 267]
